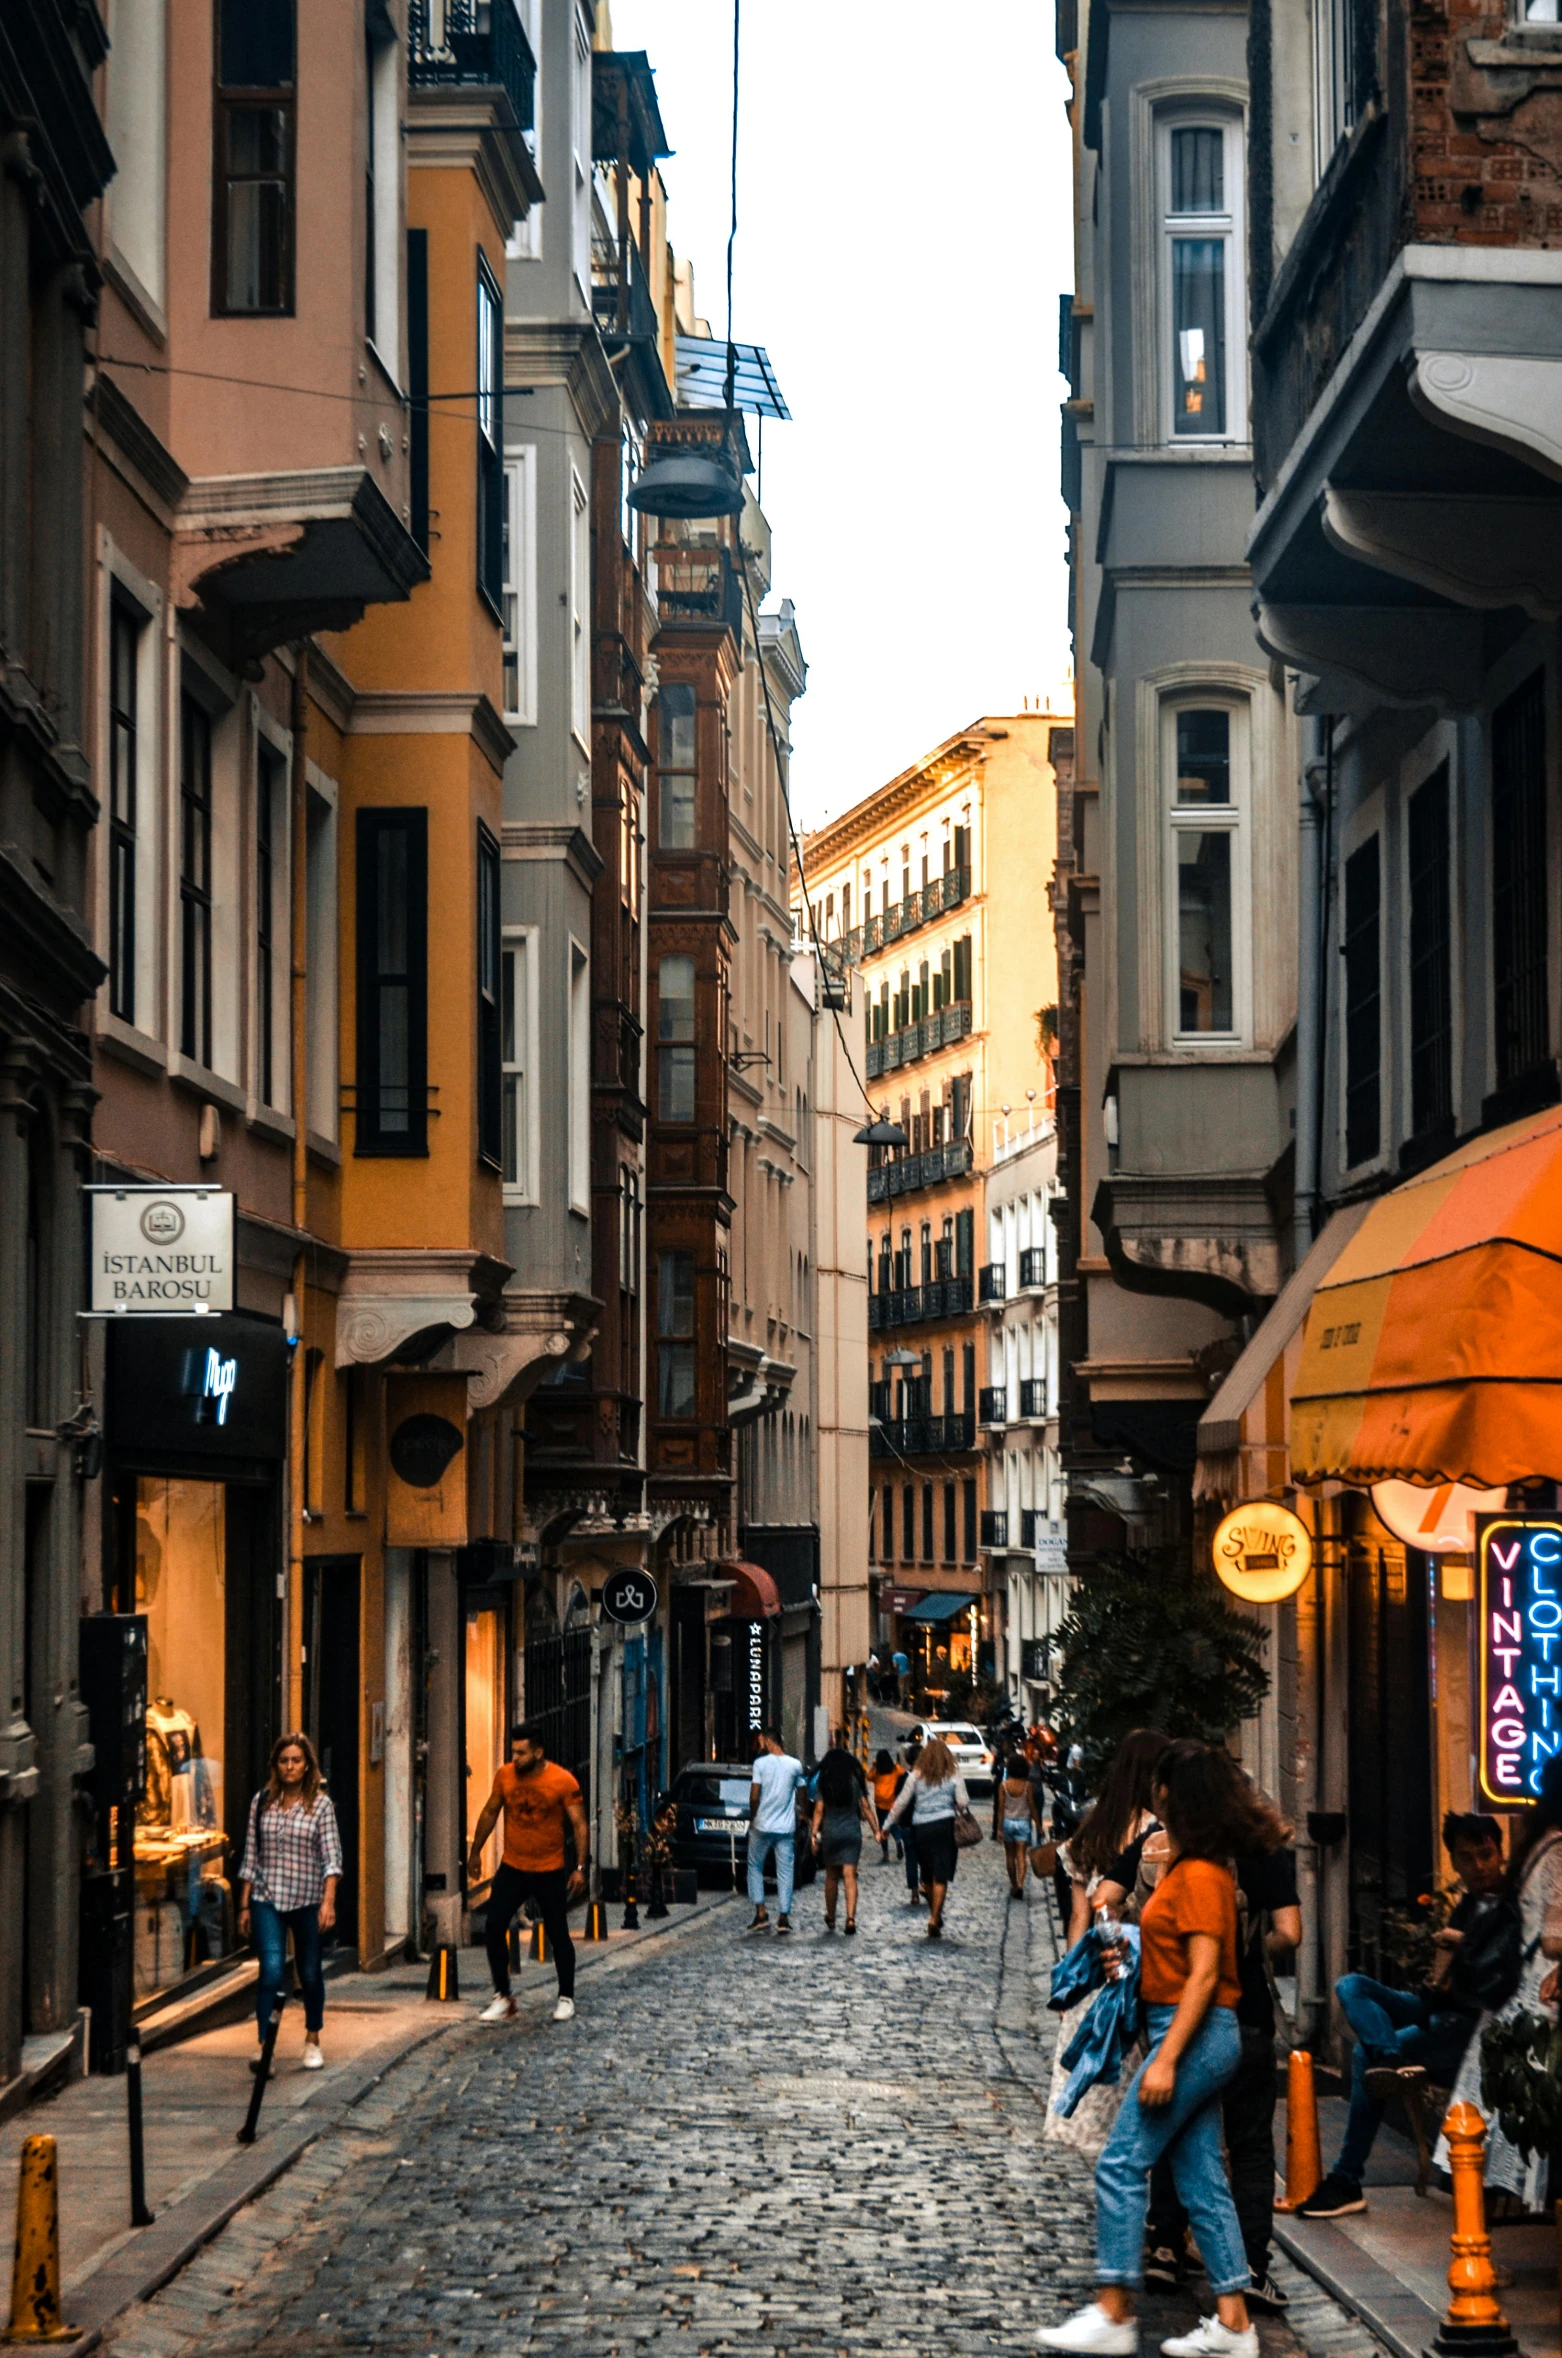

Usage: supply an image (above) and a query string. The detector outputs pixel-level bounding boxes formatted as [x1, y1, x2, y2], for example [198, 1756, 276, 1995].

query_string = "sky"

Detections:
[606, 1, 1076, 832]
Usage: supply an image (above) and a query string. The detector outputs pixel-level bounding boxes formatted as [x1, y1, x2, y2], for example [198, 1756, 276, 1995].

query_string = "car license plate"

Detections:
[695, 1816, 747, 1835]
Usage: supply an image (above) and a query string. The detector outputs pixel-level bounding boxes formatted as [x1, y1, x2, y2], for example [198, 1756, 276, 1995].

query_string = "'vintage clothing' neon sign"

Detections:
[1477, 1517, 1562, 1804]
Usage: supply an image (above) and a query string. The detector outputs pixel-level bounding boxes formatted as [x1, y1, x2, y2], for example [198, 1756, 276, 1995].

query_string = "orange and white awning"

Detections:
[1291, 1105, 1562, 1488]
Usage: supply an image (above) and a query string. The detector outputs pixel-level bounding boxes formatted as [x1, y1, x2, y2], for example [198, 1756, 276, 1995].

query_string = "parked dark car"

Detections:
[666, 1759, 817, 1887]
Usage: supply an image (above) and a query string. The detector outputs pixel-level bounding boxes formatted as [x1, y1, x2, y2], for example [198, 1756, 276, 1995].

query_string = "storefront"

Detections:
[899, 1590, 980, 1703]
[97, 1311, 287, 2011]
[708, 1563, 782, 1760]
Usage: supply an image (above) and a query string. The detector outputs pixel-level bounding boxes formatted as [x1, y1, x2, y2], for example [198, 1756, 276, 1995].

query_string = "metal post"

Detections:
[126, 2036, 153, 2226]
[236, 2002, 284, 2147]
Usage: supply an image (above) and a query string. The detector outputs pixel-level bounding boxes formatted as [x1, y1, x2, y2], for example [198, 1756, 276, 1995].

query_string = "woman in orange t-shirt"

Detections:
[1040, 1740, 1265, 2358]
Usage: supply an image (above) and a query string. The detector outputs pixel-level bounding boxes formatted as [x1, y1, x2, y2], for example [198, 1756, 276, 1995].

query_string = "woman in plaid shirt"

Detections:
[239, 1732, 343, 2071]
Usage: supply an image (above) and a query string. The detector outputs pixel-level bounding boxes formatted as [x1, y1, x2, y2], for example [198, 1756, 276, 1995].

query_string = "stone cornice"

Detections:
[335, 1247, 512, 1369]
[348, 689, 515, 777]
[431, 1286, 599, 1409]
[406, 86, 543, 238]
[499, 821, 604, 887]
[801, 731, 999, 869]
[503, 319, 619, 439]
[88, 373, 188, 518]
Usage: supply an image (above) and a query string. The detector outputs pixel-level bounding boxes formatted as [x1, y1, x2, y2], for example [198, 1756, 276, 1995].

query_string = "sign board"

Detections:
[1372, 1479, 1508, 1556]
[384, 1374, 469, 1548]
[88, 1187, 235, 1316]
[1211, 1500, 1313, 1603]
[1476, 1517, 1562, 1805]
[106, 1312, 287, 1463]
[600, 1567, 659, 1626]
[743, 1617, 765, 1736]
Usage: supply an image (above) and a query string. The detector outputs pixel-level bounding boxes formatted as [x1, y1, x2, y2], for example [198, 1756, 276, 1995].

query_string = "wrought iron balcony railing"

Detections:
[408, 0, 536, 132]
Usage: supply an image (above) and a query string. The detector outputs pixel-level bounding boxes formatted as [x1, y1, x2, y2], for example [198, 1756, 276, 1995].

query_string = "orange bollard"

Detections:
[6, 2134, 76, 2342]
[528, 1919, 549, 1964]
[1274, 2049, 1323, 2212]
[1424, 2102, 1519, 2356]
[583, 1899, 610, 1942]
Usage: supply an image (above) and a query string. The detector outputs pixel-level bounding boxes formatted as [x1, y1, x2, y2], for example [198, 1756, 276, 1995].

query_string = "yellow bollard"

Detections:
[583, 1899, 610, 1942]
[1274, 2049, 1323, 2211]
[528, 1919, 550, 1964]
[6, 2135, 75, 2343]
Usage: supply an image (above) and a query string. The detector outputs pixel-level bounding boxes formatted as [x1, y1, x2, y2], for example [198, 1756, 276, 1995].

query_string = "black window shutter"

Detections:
[356, 808, 428, 1155]
[1343, 835, 1381, 1169]
[477, 824, 502, 1169]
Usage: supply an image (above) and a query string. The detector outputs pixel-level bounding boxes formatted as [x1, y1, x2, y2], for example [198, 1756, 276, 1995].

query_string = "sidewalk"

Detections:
[2, 1887, 730, 2350]
[1274, 2089, 1560, 2358]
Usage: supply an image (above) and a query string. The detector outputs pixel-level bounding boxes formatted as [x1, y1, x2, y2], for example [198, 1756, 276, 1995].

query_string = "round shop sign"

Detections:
[1212, 1500, 1313, 1603]
[600, 1567, 659, 1626]
[139, 1199, 186, 1244]
[1370, 1479, 1509, 1557]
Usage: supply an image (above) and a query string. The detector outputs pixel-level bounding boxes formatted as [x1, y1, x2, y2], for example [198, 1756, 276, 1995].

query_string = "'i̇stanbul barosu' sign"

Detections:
[1477, 1517, 1562, 1805]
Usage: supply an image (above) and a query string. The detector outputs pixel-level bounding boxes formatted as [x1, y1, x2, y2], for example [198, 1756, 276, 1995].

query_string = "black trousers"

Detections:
[486, 1863, 575, 1999]
[1149, 2023, 1277, 2281]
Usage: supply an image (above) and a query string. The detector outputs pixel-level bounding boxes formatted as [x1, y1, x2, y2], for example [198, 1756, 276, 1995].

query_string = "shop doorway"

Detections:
[670, 1588, 706, 1771]
[304, 1559, 360, 1952]
[523, 1629, 592, 1807]
[1347, 1523, 1433, 1977]
[464, 1592, 508, 1883]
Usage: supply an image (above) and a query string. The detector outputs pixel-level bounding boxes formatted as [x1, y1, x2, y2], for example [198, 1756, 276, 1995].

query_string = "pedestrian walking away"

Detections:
[872, 1748, 907, 1864]
[746, 1726, 806, 1934]
[1038, 1737, 1259, 2358]
[469, 1721, 590, 2022]
[238, 1731, 343, 2074]
[1298, 1809, 1508, 2220]
[811, 1742, 880, 1933]
[997, 1755, 1044, 1899]
[884, 1737, 969, 1936]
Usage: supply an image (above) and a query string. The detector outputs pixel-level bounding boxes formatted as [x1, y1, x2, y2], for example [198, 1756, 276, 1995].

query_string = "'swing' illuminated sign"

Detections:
[1477, 1517, 1562, 1805]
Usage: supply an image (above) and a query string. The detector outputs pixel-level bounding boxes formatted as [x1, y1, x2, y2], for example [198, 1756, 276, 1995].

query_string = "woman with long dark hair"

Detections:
[238, 1731, 343, 2073]
[1040, 1738, 1258, 2358]
[884, 1738, 968, 1937]
[810, 1744, 880, 1934]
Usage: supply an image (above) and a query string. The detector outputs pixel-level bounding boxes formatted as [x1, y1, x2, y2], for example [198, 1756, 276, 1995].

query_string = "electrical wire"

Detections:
[723, 0, 740, 416]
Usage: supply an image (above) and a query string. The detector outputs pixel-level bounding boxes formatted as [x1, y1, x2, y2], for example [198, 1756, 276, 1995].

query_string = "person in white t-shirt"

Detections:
[746, 1728, 805, 1935]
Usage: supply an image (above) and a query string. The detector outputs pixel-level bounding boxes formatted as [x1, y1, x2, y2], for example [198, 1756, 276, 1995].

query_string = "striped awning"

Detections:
[1291, 1105, 1562, 1487]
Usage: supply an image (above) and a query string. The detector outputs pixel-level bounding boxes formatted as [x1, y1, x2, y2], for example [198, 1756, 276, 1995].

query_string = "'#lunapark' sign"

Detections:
[1477, 1517, 1562, 1805]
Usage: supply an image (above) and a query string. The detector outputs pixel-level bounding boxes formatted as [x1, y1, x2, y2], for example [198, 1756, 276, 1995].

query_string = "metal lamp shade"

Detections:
[627, 447, 744, 519]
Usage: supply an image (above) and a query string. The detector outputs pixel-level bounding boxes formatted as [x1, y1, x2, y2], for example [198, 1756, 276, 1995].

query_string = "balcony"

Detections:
[980, 1511, 1009, 1550]
[928, 1412, 975, 1451]
[1019, 1378, 1048, 1420]
[869, 1410, 976, 1458]
[865, 999, 972, 1080]
[591, 230, 660, 350]
[867, 1276, 975, 1332]
[408, 0, 537, 135]
[836, 869, 969, 967]
[979, 1387, 1007, 1427]
[978, 1263, 1006, 1304]
[652, 544, 743, 637]
[866, 1135, 974, 1203]
[1019, 1247, 1046, 1290]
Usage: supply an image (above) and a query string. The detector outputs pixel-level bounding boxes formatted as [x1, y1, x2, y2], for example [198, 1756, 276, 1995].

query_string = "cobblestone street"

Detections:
[94, 1842, 1382, 2358]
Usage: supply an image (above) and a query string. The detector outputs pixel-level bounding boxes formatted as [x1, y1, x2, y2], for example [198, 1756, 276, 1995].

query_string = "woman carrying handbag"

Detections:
[885, 1737, 975, 1937]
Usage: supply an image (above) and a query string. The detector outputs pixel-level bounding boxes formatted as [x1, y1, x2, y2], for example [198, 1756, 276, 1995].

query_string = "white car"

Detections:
[900, 1721, 996, 1791]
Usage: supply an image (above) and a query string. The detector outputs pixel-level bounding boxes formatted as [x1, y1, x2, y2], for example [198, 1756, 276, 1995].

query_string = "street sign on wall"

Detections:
[1477, 1516, 1562, 1805]
[600, 1568, 659, 1626]
[86, 1187, 235, 1315]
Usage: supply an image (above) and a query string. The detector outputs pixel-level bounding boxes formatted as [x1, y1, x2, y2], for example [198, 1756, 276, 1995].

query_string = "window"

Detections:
[1492, 672, 1549, 1091]
[902, 1484, 915, 1558]
[305, 779, 337, 1139]
[256, 737, 285, 1106]
[570, 468, 589, 744]
[962, 1477, 978, 1562]
[943, 1482, 956, 1562]
[477, 261, 503, 615]
[365, 30, 399, 357]
[1169, 705, 1239, 1037]
[477, 826, 502, 1169]
[1314, 0, 1370, 176]
[1407, 763, 1453, 1141]
[568, 939, 589, 1213]
[408, 230, 429, 554]
[106, 0, 167, 307]
[212, 0, 295, 316]
[882, 1483, 895, 1562]
[355, 808, 428, 1154]
[657, 1249, 696, 1419]
[1161, 117, 1243, 442]
[179, 694, 214, 1065]
[620, 1165, 641, 1296]
[657, 684, 696, 848]
[502, 451, 537, 724]
[1343, 835, 1382, 1168]
[658, 953, 696, 1123]
[108, 599, 141, 1024]
[921, 1485, 934, 1562]
[500, 931, 535, 1199]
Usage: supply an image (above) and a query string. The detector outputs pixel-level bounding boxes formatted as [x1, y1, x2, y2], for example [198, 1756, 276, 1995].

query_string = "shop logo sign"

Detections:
[87, 1187, 235, 1315]
[1477, 1517, 1562, 1804]
[140, 1201, 185, 1245]
[200, 1350, 237, 1425]
[746, 1619, 765, 1731]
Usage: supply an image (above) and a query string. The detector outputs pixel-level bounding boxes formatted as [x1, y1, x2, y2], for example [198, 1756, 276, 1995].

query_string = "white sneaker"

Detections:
[1037, 2304, 1139, 2354]
[1160, 2320, 1258, 2358]
[551, 1996, 576, 2023]
[479, 1994, 518, 2023]
[301, 2037, 324, 2070]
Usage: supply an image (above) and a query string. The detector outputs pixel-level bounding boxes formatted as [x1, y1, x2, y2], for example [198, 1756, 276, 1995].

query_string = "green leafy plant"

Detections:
[1053, 1549, 1270, 1776]
[1479, 2008, 1562, 2156]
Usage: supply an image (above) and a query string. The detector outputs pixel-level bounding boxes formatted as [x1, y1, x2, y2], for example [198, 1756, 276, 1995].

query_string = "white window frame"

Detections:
[568, 935, 590, 1215]
[500, 924, 539, 1205]
[571, 14, 591, 306]
[305, 764, 339, 1146]
[365, 27, 402, 377]
[505, 0, 542, 260]
[104, 0, 167, 318]
[1157, 109, 1246, 445]
[502, 448, 537, 725]
[570, 466, 590, 750]
[1163, 693, 1250, 1047]
[251, 702, 292, 1114]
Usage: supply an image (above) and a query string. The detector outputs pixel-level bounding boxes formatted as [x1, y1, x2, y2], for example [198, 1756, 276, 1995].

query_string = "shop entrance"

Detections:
[464, 1589, 508, 1883]
[1347, 1519, 1434, 1976]
[304, 1559, 360, 1952]
[523, 1629, 592, 1805]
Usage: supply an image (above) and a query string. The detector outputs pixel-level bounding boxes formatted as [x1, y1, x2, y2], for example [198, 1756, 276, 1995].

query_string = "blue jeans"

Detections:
[1334, 1973, 1474, 2183]
[1096, 2003, 1249, 2295]
[252, 1901, 325, 2038]
[747, 1828, 795, 1912]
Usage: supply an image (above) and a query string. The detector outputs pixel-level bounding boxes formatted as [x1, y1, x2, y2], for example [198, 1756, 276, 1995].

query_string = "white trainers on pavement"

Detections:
[1160, 2318, 1259, 2358]
[301, 2036, 323, 2070]
[479, 1994, 518, 2023]
[551, 1996, 576, 2022]
[1037, 2303, 1139, 2354]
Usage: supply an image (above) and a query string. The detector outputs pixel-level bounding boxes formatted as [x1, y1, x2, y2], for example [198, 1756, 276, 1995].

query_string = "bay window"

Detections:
[1161, 115, 1244, 442]
[1167, 702, 1244, 1041]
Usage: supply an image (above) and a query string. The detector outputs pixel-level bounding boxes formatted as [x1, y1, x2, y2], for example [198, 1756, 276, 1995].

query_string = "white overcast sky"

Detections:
[605, 1, 1075, 831]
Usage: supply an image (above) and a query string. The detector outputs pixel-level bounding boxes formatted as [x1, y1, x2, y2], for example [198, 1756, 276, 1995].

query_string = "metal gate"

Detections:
[523, 1629, 592, 1808]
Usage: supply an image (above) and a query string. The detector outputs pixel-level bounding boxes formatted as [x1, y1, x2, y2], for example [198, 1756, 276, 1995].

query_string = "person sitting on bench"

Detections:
[1298, 1812, 1505, 2217]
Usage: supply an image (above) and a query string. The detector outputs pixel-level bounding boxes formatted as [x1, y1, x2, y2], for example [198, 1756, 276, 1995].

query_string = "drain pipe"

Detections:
[1293, 713, 1332, 1264]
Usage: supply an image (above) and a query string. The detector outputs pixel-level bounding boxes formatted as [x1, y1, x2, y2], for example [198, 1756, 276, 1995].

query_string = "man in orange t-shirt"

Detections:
[467, 1723, 590, 2024]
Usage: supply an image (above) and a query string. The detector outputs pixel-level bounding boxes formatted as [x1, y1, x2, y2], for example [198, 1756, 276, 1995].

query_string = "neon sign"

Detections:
[1477, 1517, 1562, 1805]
